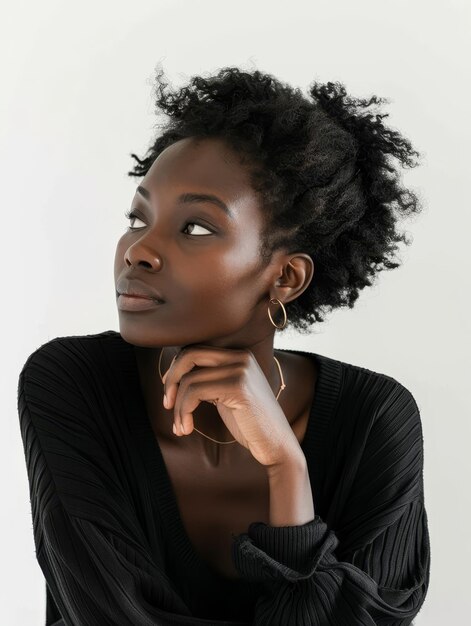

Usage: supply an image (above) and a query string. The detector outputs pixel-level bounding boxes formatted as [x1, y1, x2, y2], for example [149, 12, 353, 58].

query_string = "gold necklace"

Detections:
[157, 347, 286, 444]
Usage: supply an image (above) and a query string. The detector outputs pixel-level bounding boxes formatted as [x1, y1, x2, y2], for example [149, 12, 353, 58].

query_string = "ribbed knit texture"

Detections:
[17, 330, 430, 625]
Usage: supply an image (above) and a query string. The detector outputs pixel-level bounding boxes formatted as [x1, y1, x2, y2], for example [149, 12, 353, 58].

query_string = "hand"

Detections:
[162, 344, 303, 468]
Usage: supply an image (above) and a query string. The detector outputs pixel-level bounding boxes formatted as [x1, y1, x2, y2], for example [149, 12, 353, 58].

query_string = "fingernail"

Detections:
[163, 393, 168, 408]
[172, 423, 176, 435]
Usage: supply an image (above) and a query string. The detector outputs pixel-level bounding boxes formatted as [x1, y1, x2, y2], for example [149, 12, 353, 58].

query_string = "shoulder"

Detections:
[319, 350, 420, 408]
[283, 347, 421, 422]
[302, 350, 423, 445]
[316, 354, 425, 495]
[328, 354, 423, 448]
[17, 331, 126, 446]
[17, 330, 126, 412]
[19, 330, 122, 379]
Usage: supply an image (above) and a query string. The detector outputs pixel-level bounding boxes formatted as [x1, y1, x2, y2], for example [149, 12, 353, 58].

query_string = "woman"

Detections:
[18, 66, 430, 625]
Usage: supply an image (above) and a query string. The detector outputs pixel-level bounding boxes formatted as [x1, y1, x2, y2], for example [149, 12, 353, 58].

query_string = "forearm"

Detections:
[266, 458, 315, 527]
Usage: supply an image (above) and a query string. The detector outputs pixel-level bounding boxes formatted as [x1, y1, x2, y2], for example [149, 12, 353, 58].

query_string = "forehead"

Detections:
[141, 137, 258, 208]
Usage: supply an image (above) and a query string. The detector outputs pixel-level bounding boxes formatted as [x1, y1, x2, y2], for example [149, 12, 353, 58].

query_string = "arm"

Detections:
[231, 383, 431, 626]
[17, 341, 203, 626]
[266, 458, 315, 527]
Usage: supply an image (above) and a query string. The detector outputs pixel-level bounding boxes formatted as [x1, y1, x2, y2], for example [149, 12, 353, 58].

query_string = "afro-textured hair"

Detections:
[127, 65, 424, 334]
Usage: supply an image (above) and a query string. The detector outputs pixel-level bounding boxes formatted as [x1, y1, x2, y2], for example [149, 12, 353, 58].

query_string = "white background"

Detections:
[1, 0, 469, 623]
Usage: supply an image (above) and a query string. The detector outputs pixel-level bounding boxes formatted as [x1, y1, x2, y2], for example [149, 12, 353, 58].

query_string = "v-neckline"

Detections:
[110, 332, 342, 582]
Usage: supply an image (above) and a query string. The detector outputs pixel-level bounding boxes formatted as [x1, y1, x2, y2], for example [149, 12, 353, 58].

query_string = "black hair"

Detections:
[127, 65, 424, 334]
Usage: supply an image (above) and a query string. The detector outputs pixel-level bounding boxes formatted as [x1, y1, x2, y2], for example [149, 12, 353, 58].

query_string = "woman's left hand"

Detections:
[162, 344, 303, 468]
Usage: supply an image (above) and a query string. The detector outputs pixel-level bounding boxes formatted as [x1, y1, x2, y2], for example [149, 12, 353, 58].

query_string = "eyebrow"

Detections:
[136, 185, 233, 219]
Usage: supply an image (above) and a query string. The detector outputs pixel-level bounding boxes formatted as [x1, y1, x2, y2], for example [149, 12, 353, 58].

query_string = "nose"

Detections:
[124, 240, 163, 270]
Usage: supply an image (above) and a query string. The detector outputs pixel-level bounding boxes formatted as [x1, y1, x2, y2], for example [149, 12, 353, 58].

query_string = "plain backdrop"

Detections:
[1, 0, 469, 623]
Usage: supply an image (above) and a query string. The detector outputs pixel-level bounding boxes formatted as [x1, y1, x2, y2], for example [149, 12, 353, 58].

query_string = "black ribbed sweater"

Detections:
[17, 330, 430, 625]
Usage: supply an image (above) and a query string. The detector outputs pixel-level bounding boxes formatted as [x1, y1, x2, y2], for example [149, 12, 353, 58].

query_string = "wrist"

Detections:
[266, 456, 314, 527]
[266, 452, 307, 480]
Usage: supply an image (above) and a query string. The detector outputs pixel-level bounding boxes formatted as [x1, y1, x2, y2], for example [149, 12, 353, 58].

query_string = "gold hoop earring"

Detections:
[267, 298, 287, 330]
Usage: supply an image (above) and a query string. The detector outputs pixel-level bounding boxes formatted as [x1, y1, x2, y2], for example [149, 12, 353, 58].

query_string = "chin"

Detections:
[117, 323, 183, 350]
[117, 325, 162, 348]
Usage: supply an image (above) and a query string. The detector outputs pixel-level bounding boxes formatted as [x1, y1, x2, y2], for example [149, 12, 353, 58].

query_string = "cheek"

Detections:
[215, 231, 263, 275]
[192, 247, 260, 297]
[189, 251, 264, 312]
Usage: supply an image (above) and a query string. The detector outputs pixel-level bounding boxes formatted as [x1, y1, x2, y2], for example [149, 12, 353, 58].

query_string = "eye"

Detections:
[182, 222, 213, 237]
[124, 211, 146, 230]
[124, 210, 214, 237]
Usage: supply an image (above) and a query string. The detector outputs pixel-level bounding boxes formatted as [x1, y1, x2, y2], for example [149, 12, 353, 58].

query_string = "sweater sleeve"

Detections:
[17, 341, 224, 626]
[231, 382, 431, 626]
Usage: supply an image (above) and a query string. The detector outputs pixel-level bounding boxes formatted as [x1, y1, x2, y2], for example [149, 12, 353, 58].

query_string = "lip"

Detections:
[117, 294, 165, 311]
[116, 278, 165, 302]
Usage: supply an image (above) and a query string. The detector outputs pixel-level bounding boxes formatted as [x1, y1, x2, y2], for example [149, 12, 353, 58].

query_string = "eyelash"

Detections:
[124, 210, 215, 237]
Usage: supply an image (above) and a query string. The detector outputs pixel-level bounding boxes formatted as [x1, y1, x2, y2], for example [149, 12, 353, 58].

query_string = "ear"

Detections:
[273, 254, 314, 303]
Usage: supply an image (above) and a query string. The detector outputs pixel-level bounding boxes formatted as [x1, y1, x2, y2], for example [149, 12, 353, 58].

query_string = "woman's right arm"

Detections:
[17, 340, 229, 626]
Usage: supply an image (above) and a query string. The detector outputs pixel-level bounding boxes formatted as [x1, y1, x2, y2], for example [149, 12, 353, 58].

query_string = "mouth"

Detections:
[115, 278, 165, 303]
[116, 293, 165, 311]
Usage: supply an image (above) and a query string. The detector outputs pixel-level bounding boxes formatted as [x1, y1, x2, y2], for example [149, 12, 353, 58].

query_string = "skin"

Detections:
[113, 136, 315, 467]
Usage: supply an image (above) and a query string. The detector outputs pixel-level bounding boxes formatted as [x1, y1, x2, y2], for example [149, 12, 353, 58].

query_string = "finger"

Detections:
[162, 350, 180, 383]
[175, 378, 234, 437]
[164, 347, 215, 409]
[164, 346, 246, 410]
